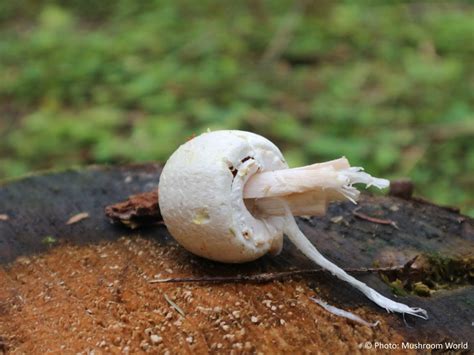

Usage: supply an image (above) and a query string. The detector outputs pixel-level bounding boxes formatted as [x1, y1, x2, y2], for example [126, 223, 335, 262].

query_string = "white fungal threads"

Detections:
[158, 130, 428, 319]
[310, 297, 380, 327]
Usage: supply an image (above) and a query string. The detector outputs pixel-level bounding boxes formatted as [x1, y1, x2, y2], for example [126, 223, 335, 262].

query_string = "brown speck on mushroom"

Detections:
[229, 166, 238, 177]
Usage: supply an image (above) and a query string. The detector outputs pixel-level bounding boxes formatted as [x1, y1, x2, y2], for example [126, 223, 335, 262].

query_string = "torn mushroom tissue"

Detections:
[158, 130, 428, 319]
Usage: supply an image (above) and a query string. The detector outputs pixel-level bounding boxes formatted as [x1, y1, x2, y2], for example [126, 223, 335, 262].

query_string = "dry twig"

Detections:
[149, 264, 408, 285]
[352, 208, 399, 229]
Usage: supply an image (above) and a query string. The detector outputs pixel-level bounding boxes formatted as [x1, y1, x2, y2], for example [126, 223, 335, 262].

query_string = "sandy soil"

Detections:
[0, 237, 411, 354]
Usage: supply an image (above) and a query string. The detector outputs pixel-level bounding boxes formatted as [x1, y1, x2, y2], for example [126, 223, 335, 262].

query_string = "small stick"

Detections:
[149, 264, 407, 284]
[352, 208, 399, 230]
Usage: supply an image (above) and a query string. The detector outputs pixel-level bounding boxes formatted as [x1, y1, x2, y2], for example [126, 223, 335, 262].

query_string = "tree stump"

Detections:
[0, 165, 472, 353]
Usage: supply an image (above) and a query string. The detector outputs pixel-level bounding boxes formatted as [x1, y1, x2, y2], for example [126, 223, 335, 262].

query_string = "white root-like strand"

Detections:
[310, 297, 380, 327]
[282, 206, 428, 319]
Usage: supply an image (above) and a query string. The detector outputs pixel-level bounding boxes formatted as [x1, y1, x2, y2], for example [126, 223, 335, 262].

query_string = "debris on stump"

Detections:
[66, 212, 89, 225]
[105, 191, 162, 229]
[0, 164, 472, 353]
[389, 179, 414, 199]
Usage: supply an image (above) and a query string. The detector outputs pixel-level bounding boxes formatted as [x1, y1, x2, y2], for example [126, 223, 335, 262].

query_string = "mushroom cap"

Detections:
[158, 130, 288, 263]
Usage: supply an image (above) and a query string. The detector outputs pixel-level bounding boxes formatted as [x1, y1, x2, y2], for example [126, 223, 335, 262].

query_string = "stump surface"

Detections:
[0, 165, 472, 353]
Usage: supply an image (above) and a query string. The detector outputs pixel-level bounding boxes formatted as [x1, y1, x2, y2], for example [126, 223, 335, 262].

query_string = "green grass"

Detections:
[0, 1, 473, 215]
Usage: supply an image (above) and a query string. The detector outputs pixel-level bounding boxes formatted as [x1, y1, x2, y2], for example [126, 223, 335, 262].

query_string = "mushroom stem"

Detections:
[245, 190, 329, 217]
[282, 208, 428, 319]
[243, 157, 390, 217]
[243, 156, 427, 317]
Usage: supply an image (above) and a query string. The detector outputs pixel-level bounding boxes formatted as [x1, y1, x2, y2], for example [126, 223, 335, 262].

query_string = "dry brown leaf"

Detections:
[66, 212, 90, 225]
[0, 214, 9, 221]
[105, 191, 162, 229]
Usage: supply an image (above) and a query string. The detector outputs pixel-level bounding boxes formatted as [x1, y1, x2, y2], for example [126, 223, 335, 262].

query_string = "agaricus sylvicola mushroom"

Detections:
[158, 130, 428, 319]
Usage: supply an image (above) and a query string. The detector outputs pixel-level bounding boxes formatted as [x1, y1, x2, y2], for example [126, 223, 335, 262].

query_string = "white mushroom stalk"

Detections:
[243, 158, 390, 215]
[158, 130, 428, 319]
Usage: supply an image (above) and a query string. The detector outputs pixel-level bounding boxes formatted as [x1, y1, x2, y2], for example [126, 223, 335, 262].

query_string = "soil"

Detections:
[0, 237, 409, 354]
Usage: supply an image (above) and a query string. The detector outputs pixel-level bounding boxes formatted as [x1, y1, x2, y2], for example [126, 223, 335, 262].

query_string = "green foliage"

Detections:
[0, 1, 473, 215]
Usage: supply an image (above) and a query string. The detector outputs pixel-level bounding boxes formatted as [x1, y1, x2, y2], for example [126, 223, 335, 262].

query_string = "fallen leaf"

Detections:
[0, 214, 9, 221]
[105, 191, 162, 229]
[66, 212, 90, 225]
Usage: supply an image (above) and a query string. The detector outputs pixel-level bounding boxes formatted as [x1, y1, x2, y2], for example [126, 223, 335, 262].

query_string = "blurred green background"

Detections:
[0, 1, 473, 215]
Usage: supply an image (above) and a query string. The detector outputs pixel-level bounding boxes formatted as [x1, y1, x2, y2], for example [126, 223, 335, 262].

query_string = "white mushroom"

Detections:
[158, 130, 428, 319]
